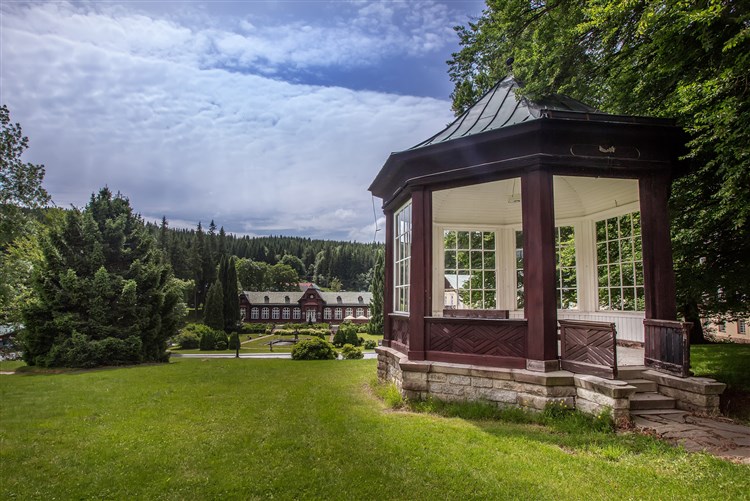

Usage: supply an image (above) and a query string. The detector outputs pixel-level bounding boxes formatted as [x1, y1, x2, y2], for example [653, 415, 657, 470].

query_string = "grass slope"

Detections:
[1, 359, 747, 500]
[691, 343, 750, 423]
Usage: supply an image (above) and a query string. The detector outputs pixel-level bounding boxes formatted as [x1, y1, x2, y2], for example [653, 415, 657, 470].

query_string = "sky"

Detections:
[1, 0, 486, 242]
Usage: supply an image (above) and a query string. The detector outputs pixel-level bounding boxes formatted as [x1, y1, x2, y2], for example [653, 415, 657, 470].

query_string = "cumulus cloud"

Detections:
[0, 1, 464, 241]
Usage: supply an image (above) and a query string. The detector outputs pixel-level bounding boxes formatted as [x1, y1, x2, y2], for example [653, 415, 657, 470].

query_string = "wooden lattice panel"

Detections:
[559, 319, 618, 379]
[390, 315, 410, 348]
[427, 320, 527, 358]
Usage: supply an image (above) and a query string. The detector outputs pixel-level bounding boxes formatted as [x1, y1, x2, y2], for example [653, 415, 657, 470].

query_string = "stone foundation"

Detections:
[641, 369, 726, 415]
[377, 346, 636, 421]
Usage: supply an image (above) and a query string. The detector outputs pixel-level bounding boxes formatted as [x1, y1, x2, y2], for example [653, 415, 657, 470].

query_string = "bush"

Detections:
[216, 340, 227, 350]
[241, 323, 272, 334]
[339, 323, 361, 346]
[363, 339, 377, 349]
[340, 343, 364, 359]
[291, 338, 337, 360]
[228, 332, 240, 350]
[44, 332, 142, 368]
[175, 331, 200, 349]
[332, 328, 347, 347]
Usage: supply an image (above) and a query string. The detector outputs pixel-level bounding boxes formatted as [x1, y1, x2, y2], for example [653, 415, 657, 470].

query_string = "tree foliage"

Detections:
[448, 0, 750, 338]
[369, 249, 384, 335]
[20, 188, 185, 367]
[203, 278, 224, 331]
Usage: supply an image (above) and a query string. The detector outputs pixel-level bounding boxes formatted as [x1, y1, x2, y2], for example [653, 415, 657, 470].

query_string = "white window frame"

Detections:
[282, 307, 290, 320]
[293, 308, 301, 320]
[394, 201, 412, 313]
[271, 308, 280, 320]
[335, 308, 343, 320]
[442, 229, 498, 310]
[261, 307, 269, 320]
[324, 308, 332, 320]
[356, 307, 364, 317]
[251, 307, 259, 320]
[595, 212, 644, 312]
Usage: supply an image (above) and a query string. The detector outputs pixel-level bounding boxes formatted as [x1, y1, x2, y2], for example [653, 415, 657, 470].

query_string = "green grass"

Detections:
[691, 343, 750, 423]
[1, 359, 748, 500]
[0, 359, 25, 372]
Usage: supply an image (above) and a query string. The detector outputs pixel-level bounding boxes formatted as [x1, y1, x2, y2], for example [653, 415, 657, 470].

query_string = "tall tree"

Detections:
[203, 278, 224, 331]
[448, 0, 750, 341]
[0, 105, 51, 248]
[21, 188, 185, 367]
[222, 256, 241, 332]
[369, 249, 384, 335]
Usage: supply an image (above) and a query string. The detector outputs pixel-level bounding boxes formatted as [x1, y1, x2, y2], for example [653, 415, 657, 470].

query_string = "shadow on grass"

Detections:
[691, 343, 750, 423]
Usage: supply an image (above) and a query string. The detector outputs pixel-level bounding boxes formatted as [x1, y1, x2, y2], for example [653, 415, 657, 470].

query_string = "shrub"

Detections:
[291, 338, 337, 360]
[241, 323, 271, 334]
[332, 328, 347, 347]
[228, 332, 240, 350]
[363, 339, 377, 349]
[44, 331, 142, 368]
[216, 340, 227, 350]
[175, 331, 200, 349]
[340, 343, 364, 359]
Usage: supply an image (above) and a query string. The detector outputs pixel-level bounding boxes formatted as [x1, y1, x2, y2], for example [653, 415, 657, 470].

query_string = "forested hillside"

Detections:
[145, 218, 382, 310]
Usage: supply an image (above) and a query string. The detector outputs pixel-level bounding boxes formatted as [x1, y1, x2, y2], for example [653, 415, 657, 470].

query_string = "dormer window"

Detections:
[309, 294, 314, 299]
[358, 296, 363, 303]
[285, 296, 290, 303]
[264, 296, 269, 303]
[337, 296, 342, 303]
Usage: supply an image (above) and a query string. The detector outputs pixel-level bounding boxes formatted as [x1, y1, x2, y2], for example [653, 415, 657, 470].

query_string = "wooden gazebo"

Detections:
[369, 77, 690, 380]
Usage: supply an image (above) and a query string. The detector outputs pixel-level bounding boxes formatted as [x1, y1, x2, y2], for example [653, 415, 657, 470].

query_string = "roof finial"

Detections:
[505, 56, 514, 75]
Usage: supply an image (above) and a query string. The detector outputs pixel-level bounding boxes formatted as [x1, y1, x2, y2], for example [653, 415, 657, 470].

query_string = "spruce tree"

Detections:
[21, 188, 185, 367]
[369, 249, 384, 335]
[223, 256, 241, 332]
[204, 278, 224, 331]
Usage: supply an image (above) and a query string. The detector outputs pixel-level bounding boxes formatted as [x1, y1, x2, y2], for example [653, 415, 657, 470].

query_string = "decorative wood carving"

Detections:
[644, 319, 691, 377]
[390, 314, 410, 353]
[559, 319, 618, 379]
[426, 318, 527, 359]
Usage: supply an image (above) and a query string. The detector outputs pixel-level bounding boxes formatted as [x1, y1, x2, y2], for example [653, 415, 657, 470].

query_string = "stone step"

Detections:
[629, 408, 688, 416]
[625, 379, 658, 393]
[617, 366, 646, 380]
[629, 392, 676, 410]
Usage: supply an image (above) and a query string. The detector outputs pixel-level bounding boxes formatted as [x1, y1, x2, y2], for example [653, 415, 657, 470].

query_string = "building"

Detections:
[239, 285, 372, 324]
[706, 318, 749, 344]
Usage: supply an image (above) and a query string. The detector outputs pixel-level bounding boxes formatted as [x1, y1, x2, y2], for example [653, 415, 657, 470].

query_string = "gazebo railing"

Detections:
[644, 319, 691, 377]
[559, 319, 618, 379]
[425, 317, 527, 368]
[388, 313, 410, 354]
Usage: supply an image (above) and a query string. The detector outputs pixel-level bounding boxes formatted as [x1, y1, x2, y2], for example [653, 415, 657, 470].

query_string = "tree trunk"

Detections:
[682, 299, 707, 344]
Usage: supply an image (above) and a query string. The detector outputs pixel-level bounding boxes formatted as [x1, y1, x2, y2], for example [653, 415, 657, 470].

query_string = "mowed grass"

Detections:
[691, 343, 750, 423]
[1, 359, 748, 500]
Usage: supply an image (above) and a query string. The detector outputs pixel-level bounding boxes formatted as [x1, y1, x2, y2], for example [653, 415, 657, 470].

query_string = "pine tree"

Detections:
[369, 249, 384, 335]
[204, 278, 224, 331]
[222, 256, 241, 332]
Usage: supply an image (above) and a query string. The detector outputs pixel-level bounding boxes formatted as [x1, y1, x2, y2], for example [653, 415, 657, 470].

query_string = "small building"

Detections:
[705, 318, 749, 344]
[239, 285, 372, 324]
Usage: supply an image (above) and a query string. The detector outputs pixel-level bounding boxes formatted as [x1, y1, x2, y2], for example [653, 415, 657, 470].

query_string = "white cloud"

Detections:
[0, 1, 459, 241]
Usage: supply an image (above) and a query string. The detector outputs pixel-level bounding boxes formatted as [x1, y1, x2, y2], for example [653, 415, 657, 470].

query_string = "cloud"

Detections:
[0, 1, 458, 241]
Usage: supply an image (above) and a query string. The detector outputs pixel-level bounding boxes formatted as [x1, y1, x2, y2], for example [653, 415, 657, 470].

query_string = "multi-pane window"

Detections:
[739, 320, 746, 334]
[345, 307, 353, 317]
[324, 308, 332, 320]
[335, 308, 343, 320]
[515, 227, 577, 309]
[240, 307, 247, 320]
[356, 308, 364, 317]
[251, 307, 259, 320]
[261, 307, 269, 320]
[444, 230, 496, 309]
[596, 212, 644, 311]
[394, 202, 412, 312]
[272, 308, 280, 320]
[555, 226, 577, 309]
[719, 323, 726, 333]
[282, 307, 290, 320]
[293, 308, 301, 320]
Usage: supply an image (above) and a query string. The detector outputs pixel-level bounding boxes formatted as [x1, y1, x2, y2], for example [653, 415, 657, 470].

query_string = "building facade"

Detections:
[239, 285, 372, 324]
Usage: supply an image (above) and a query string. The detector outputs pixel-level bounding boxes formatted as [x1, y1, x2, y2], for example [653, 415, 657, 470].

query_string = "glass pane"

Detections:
[597, 265, 608, 287]
[471, 231, 482, 249]
[598, 288, 609, 309]
[457, 270, 470, 289]
[634, 261, 644, 286]
[457, 251, 469, 268]
[484, 291, 497, 309]
[444, 230, 456, 250]
[484, 271, 496, 289]
[484, 251, 495, 268]
[517, 289, 525, 309]
[457, 231, 470, 249]
[634, 236, 642, 261]
[607, 218, 618, 240]
[608, 240, 620, 261]
[484, 232, 495, 250]
[561, 289, 577, 309]
[611, 288, 623, 310]
[596, 220, 606, 242]
[516, 270, 524, 287]
[562, 268, 577, 288]
[622, 287, 635, 311]
[631, 212, 641, 234]
[619, 214, 632, 237]
[471, 290, 482, 308]
[471, 251, 483, 269]
[559, 225, 574, 242]
[444, 274, 457, 291]
[597, 243, 608, 265]
[622, 264, 634, 287]
[515, 230, 524, 248]
[636, 287, 646, 311]
[621, 239, 633, 261]
[444, 251, 456, 270]
[516, 249, 524, 269]
[610, 265, 622, 286]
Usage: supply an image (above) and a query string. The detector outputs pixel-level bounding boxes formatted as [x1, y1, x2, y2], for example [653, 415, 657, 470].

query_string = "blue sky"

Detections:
[1, 0, 485, 241]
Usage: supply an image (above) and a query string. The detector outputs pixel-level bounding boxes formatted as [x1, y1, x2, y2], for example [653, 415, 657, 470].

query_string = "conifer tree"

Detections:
[204, 278, 224, 331]
[369, 249, 384, 335]
[222, 256, 241, 332]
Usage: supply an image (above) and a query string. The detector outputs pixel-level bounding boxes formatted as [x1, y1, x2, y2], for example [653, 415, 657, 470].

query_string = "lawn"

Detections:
[1, 359, 747, 500]
[691, 343, 750, 423]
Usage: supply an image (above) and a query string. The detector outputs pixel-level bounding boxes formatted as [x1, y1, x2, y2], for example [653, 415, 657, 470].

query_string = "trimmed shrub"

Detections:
[332, 327, 347, 347]
[216, 340, 228, 350]
[363, 339, 377, 349]
[340, 323, 361, 346]
[44, 331, 142, 368]
[175, 331, 200, 349]
[291, 338, 337, 360]
[340, 343, 364, 359]
[228, 332, 240, 350]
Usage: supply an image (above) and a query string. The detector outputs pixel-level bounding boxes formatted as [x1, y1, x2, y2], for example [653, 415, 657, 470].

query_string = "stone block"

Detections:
[574, 375, 637, 399]
[657, 385, 721, 409]
[641, 370, 726, 395]
[471, 377, 493, 388]
[427, 373, 447, 383]
[447, 375, 471, 386]
[470, 366, 514, 381]
[430, 363, 472, 376]
[401, 360, 431, 373]
[576, 388, 629, 409]
[513, 370, 575, 387]
[428, 382, 465, 396]
[402, 379, 428, 391]
[477, 387, 517, 404]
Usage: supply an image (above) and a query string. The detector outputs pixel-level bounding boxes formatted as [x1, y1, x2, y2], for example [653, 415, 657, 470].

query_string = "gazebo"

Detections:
[369, 78, 723, 418]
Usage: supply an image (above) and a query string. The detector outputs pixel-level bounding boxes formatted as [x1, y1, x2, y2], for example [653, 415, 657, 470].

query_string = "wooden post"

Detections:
[639, 174, 677, 320]
[383, 208, 394, 347]
[408, 188, 430, 360]
[521, 169, 559, 371]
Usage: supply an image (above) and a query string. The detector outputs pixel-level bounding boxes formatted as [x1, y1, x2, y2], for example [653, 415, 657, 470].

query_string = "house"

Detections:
[705, 318, 749, 344]
[239, 285, 372, 324]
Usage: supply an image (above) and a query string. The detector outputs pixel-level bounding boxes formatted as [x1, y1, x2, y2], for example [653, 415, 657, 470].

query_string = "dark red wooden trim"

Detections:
[384, 208, 394, 342]
[644, 319, 690, 377]
[443, 309, 510, 319]
[559, 319, 618, 379]
[409, 188, 427, 360]
[426, 351, 527, 369]
[639, 174, 677, 320]
[521, 168, 558, 363]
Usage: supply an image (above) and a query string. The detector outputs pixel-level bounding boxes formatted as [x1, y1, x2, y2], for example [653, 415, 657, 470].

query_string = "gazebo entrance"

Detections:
[369, 78, 712, 418]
